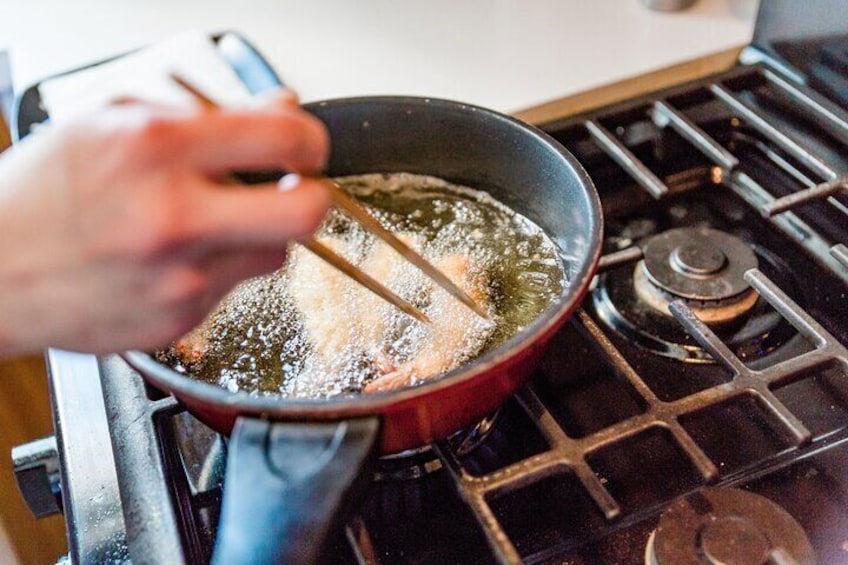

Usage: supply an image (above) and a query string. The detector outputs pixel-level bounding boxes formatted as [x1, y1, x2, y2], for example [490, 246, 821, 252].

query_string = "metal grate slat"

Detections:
[597, 246, 644, 272]
[833, 244, 848, 269]
[652, 100, 739, 169]
[710, 83, 838, 181]
[516, 386, 622, 519]
[744, 270, 846, 359]
[428, 261, 847, 563]
[763, 69, 848, 145]
[762, 176, 847, 217]
[585, 119, 670, 199]
[669, 268, 848, 441]
[637, 83, 848, 283]
[432, 441, 522, 565]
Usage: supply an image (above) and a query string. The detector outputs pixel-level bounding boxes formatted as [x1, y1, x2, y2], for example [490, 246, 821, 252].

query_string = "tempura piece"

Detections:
[364, 253, 494, 393]
[174, 316, 213, 364]
[287, 234, 425, 395]
[171, 232, 495, 397]
[356, 235, 417, 345]
[287, 237, 363, 367]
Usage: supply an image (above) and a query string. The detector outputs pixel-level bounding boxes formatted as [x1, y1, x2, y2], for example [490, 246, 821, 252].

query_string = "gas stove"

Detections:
[12, 2, 848, 564]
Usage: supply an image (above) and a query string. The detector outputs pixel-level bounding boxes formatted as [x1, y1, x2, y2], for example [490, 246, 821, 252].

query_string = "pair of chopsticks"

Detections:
[169, 73, 490, 323]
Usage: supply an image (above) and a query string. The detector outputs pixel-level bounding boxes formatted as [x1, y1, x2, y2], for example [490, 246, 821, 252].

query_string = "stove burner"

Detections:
[194, 411, 502, 491]
[645, 488, 815, 565]
[374, 410, 501, 481]
[636, 227, 759, 324]
[592, 225, 801, 364]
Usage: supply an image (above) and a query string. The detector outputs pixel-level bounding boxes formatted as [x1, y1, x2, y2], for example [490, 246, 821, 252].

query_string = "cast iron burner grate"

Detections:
[95, 278, 848, 563]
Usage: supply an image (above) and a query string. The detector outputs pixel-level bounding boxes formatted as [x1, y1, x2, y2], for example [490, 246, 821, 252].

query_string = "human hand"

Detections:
[0, 94, 330, 355]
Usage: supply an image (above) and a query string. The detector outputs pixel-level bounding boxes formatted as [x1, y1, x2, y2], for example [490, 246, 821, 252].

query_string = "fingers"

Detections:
[195, 106, 329, 174]
[133, 102, 329, 175]
[96, 90, 328, 177]
[195, 174, 332, 246]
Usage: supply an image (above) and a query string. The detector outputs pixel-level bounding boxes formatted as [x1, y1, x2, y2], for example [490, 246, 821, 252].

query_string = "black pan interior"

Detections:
[307, 97, 600, 284]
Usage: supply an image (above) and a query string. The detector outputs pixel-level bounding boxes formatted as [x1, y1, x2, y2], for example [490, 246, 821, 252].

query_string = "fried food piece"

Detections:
[356, 234, 414, 345]
[287, 234, 424, 394]
[170, 232, 493, 397]
[289, 235, 423, 358]
[364, 253, 494, 393]
[287, 237, 362, 366]
[174, 317, 212, 364]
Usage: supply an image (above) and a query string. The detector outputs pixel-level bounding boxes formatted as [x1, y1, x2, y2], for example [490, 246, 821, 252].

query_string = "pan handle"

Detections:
[212, 416, 381, 564]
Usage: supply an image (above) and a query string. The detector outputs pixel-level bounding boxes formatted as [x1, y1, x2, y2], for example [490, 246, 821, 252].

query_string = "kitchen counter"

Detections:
[0, 0, 756, 116]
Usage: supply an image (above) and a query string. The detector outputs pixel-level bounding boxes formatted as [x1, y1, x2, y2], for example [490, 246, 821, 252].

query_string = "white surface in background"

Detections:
[0, 0, 756, 114]
[0, 50, 12, 122]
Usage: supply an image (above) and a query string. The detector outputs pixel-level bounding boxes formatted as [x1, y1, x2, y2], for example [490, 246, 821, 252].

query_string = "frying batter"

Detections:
[176, 233, 496, 395]
[165, 172, 564, 398]
[364, 253, 493, 392]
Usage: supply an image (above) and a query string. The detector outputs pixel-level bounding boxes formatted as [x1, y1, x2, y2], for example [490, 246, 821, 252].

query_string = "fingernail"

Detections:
[275, 87, 300, 105]
[253, 86, 300, 107]
[279, 173, 302, 192]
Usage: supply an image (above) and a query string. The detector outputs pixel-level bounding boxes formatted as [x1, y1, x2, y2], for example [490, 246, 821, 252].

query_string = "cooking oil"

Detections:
[160, 173, 565, 398]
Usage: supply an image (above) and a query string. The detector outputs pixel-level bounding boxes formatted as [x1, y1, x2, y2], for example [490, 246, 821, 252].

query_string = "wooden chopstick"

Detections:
[320, 180, 491, 320]
[170, 73, 217, 109]
[169, 72, 430, 324]
[172, 73, 488, 319]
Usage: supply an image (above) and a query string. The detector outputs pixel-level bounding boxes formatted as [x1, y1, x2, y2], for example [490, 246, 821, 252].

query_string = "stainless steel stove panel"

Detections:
[46, 350, 128, 564]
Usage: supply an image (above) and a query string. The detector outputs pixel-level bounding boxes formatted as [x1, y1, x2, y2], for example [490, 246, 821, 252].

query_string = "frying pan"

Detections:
[123, 96, 602, 563]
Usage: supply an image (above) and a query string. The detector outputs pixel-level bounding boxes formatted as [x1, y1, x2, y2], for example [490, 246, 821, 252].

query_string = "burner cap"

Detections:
[635, 228, 759, 324]
[645, 487, 815, 565]
[642, 227, 758, 301]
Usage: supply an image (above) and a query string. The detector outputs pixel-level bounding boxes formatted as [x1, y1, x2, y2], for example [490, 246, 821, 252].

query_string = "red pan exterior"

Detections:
[163, 290, 582, 454]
